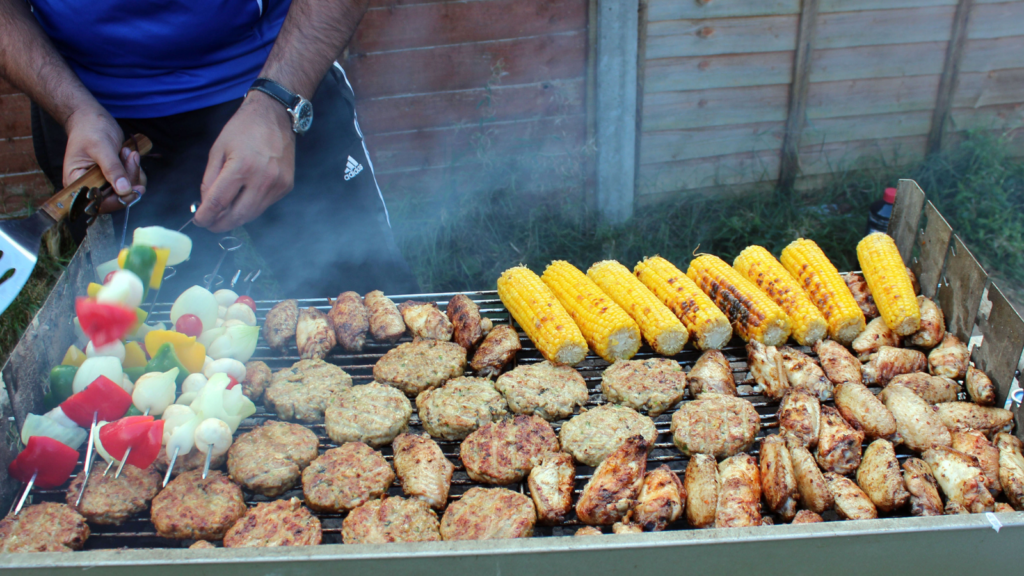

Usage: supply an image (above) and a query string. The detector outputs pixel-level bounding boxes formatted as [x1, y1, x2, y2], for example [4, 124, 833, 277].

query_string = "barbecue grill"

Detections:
[1, 179, 1023, 574]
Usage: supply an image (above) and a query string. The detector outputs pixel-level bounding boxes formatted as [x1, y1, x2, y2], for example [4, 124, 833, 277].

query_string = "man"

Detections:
[0, 0, 418, 297]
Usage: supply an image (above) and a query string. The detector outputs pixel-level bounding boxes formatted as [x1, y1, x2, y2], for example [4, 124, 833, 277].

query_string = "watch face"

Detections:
[293, 99, 313, 134]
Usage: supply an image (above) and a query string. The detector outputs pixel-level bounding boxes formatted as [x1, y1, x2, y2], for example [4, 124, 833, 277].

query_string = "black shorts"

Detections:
[32, 64, 419, 299]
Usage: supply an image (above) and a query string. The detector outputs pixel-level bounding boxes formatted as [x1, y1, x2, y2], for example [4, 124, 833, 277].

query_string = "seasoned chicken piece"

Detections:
[714, 453, 761, 528]
[576, 436, 648, 525]
[843, 272, 879, 320]
[816, 406, 864, 475]
[632, 465, 685, 531]
[242, 360, 271, 402]
[778, 346, 833, 400]
[747, 340, 788, 400]
[364, 290, 405, 343]
[327, 291, 369, 352]
[965, 366, 997, 407]
[833, 382, 897, 440]
[601, 358, 687, 417]
[399, 300, 453, 341]
[879, 384, 951, 450]
[759, 435, 799, 521]
[788, 441, 833, 513]
[995, 433, 1024, 510]
[928, 334, 969, 379]
[856, 439, 909, 512]
[862, 346, 927, 385]
[446, 294, 486, 350]
[902, 458, 944, 517]
[416, 376, 508, 441]
[813, 339, 862, 385]
[934, 402, 1014, 436]
[439, 488, 535, 540]
[687, 350, 736, 396]
[263, 299, 298, 352]
[923, 446, 995, 513]
[461, 415, 559, 485]
[611, 522, 643, 534]
[684, 454, 718, 528]
[561, 404, 657, 466]
[670, 393, 760, 458]
[907, 296, 945, 348]
[852, 317, 900, 361]
[994, 432, 1024, 453]
[951, 430, 1000, 496]
[296, 307, 336, 360]
[392, 433, 454, 510]
[945, 501, 969, 515]
[527, 453, 575, 525]
[888, 372, 960, 404]
[824, 473, 877, 520]
[996, 502, 1016, 513]
[791, 510, 824, 524]
[778, 391, 820, 449]
[373, 339, 467, 396]
[497, 360, 588, 421]
[470, 324, 521, 378]
[575, 526, 603, 537]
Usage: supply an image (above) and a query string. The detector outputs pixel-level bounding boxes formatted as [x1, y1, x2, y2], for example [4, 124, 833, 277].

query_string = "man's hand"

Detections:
[194, 92, 296, 233]
[63, 105, 147, 214]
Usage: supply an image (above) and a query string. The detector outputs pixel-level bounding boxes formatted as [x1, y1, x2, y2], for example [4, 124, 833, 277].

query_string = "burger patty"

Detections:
[66, 464, 161, 525]
[559, 404, 658, 466]
[600, 358, 687, 417]
[439, 487, 536, 540]
[189, 540, 216, 549]
[460, 415, 559, 485]
[151, 470, 246, 540]
[416, 376, 509, 440]
[302, 443, 395, 513]
[372, 339, 467, 396]
[154, 445, 227, 478]
[342, 496, 442, 544]
[494, 361, 589, 421]
[223, 498, 322, 548]
[265, 359, 353, 422]
[0, 503, 89, 553]
[228, 421, 321, 497]
[325, 382, 412, 447]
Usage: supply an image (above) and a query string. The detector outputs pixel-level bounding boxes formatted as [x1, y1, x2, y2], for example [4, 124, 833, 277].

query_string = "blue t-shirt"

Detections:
[31, 0, 290, 118]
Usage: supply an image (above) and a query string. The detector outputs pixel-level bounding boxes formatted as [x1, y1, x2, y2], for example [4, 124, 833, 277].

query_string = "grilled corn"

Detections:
[497, 266, 588, 366]
[634, 256, 732, 350]
[734, 245, 827, 346]
[588, 260, 689, 355]
[687, 254, 792, 346]
[781, 239, 865, 345]
[856, 233, 921, 336]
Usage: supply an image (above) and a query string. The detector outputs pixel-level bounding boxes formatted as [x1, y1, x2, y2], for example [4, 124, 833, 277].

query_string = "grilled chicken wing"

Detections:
[778, 391, 820, 449]
[687, 350, 736, 396]
[907, 296, 945, 348]
[843, 272, 879, 320]
[928, 334, 969, 379]
[879, 384, 951, 451]
[328, 292, 370, 352]
[833, 382, 897, 440]
[934, 402, 1014, 436]
[574, 526, 603, 537]
[813, 339, 862, 385]
[816, 405, 864, 475]
[296, 307, 336, 360]
[852, 317, 900, 361]
[792, 510, 824, 524]
[470, 324, 521, 378]
[779, 346, 833, 401]
[759, 435, 799, 521]
[263, 299, 298, 351]
[965, 366, 997, 407]
[611, 522, 643, 534]
[862, 346, 927, 385]
[399, 301, 454, 341]
[527, 452, 575, 525]
[446, 294, 487, 351]
[576, 436, 648, 525]
[995, 432, 1024, 453]
[825, 473, 877, 520]
[923, 446, 995, 513]
[684, 454, 718, 528]
[714, 453, 761, 528]
[856, 439, 909, 512]
[747, 340, 788, 400]
[364, 291, 405, 343]
[632, 465, 685, 531]
[788, 441, 833, 513]
[902, 457, 943, 517]
[887, 372, 960, 404]
[950, 430, 1000, 496]
[392, 433, 454, 510]
[995, 433, 1024, 510]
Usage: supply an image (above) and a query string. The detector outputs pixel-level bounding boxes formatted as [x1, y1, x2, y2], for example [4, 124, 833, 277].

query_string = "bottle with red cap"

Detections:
[867, 187, 897, 235]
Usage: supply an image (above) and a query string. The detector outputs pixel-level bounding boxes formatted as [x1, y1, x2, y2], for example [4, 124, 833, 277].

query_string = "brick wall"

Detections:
[0, 79, 51, 215]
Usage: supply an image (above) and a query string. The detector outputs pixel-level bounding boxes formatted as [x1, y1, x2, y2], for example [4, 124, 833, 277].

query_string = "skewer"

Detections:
[75, 413, 99, 506]
[204, 236, 243, 291]
[13, 471, 37, 516]
[201, 444, 214, 479]
[162, 446, 180, 488]
[178, 201, 200, 232]
[145, 266, 176, 317]
[112, 408, 150, 478]
[230, 270, 241, 288]
[118, 193, 142, 251]
[244, 269, 261, 296]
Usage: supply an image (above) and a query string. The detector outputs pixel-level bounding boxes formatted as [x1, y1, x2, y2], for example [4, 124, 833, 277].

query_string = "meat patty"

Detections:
[266, 358, 353, 422]
[600, 358, 687, 416]
[228, 421, 321, 497]
[460, 415, 560, 484]
[151, 470, 246, 540]
[559, 404, 657, 467]
[263, 299, 298, 351]
[302, 443, 395, 512]
[223, 498, 322, 547]
[495, 360, 589, 421]
[439, 487, 536, 540]
[66, 464, 161, 525]
[154, 445, 227, 477]
[325, 382, 412, 447]
[189, 540, 216, 549]
[342, 496, 442, 544]
[373, 339, 467, 396]
[0, 503, 89, 553]
[416, 376, 509, 440]
[670, 393, 761, 458]
[242, 360, 272, 402]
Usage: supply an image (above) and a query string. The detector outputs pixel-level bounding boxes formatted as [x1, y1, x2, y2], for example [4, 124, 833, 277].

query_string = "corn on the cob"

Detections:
[634, 256, 732, 350]
[541, 260, 641, 362]
[497, 266, 588, 366]
[780, 238, 865, 345]
[733, 245, 828, 346]
[686, 254, 792, 346]
[587, 260, 689, 355]
[856, 233, 921, 336]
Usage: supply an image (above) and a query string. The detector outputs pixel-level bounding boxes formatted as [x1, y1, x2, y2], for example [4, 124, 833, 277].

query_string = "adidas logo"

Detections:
[344, 156, 363, 180]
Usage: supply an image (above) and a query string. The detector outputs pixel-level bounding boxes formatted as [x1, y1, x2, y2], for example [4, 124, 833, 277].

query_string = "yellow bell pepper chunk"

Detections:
[123, 341, 148, 368]
[149, 248, 171, 289]
[61, 345, 87, 368]
[144, 330, 205, 374]
[87, 282, 103, 298]
[117, 248, 129, 269]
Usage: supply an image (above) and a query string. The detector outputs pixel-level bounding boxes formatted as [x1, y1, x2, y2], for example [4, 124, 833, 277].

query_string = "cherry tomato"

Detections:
[104, 271, 117, 284]
[174, 314, 203, 338]
[235, 295, 256, 312]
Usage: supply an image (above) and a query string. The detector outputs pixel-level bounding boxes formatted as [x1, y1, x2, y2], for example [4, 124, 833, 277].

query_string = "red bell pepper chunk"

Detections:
[98, 416, 165, 470]
[76, 297, 137, 347]
[227, 376, 239, 390]
[8, 436, 79, 488]
[60, 375, 132, 428]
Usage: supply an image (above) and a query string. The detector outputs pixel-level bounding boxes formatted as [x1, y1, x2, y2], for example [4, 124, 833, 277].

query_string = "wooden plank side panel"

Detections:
[637, 150, 781, 197]
[646, 15, 798, 59]
[639, 122, 786, 165]
[375, 156, 586, 201]
[643, 51, 794, 93]
[810, 42, 948, 83]
[953, 68, 1024, 109]
[798, 135, 927, 176]
[967, 1, 1024, 39]
[806, 75, 943, 120]
[802, 110, 935, 146]
[645, 0, 993, 21]
[815, 6, 956, 50]
[961, 36, 1024, 73]
[642, 85, 791, 131]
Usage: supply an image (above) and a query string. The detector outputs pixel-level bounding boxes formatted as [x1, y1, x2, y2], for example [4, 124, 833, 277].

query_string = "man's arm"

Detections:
[194, 0, 369, 232]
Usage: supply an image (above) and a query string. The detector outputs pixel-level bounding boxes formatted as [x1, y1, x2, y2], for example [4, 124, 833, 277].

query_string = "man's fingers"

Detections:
[92, 144, 134, 196]
[195, 159, 247, 227]
[97, 188, 144, 215]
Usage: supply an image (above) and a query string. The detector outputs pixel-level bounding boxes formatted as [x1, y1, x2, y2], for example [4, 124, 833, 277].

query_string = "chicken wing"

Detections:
[791, 510, 824, 524]
[392, 433, 454, 510]
[364, 290, 405, 343]
[611, 522, 643, 534]
[328, 291, 369, 352]
[928, 334, 969, 379]
[824, 473, 877, 520]
[632, 464, 685, 531]
[470, 324, 522, 378]
[747, 340, 788, 400]
[856, 439, 909, 512]
[575, 526, 603, 537]
[950, 430, 1000, 496]
[833, 382, 897, 440]
[715, 453, 761, 528]
[684, 454, 718, 528]
[576, 436, 648, 525]
[779, 346, 834, 401]
[862, 346, 927, 385]
[902, 457, 943, 517]
[994, 432, 1024, 453]
[934, 402, 1014, 436]
[688, 350, 737, 396]
[816, 405, 864, 475]
[879, 384, 951, 451]
[296, 307, 336, 360]
[907, 296, 945, 349]
[263, 299, 298, 352]
[399, 301, 454, 341]
[922, 446, 995, 513]
[887, 372, 959, 404]
[843, 272, 879, 320]
[778, 391, 820, 449]
[852, 317, 900, 361]
[965, 366, 997, 407]
[759, 435, 799, 521]
[995, 433, 1024, 510]
[787, 440, 833, 514]
[447, 294, 487, 351]
[813, 339, 862, 385]
[527, 452, 575, 525]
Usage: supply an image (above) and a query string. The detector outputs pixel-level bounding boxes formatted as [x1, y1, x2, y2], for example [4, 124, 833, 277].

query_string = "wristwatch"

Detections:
[249, 78, 313, 135]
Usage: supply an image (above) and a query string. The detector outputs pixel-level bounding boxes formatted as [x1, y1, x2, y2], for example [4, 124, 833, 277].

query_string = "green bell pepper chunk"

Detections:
[123, 366, 147, 383]
[44, 365, 77, 410]
[123, 244, 157, 300]
[144, 342, 189, 386]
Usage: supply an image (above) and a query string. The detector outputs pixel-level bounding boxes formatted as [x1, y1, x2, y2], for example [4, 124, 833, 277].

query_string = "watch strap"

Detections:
[250, 78, 300, 109]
